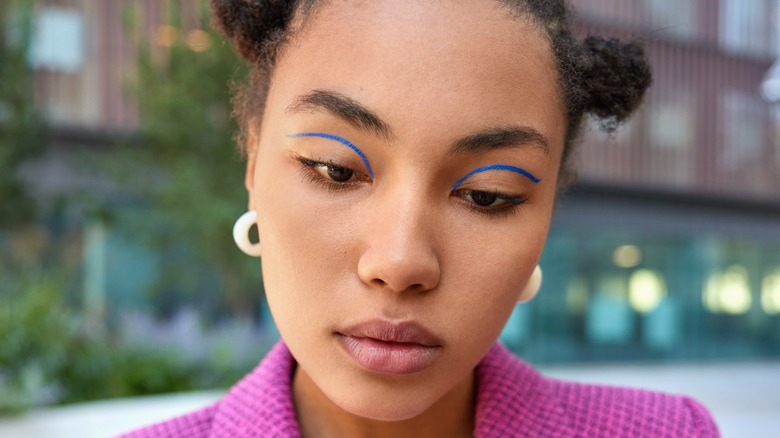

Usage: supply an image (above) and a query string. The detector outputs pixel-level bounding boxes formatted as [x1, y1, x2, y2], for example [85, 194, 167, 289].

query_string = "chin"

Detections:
[339, 399, 432, 422]
[329, 385, 438, 422]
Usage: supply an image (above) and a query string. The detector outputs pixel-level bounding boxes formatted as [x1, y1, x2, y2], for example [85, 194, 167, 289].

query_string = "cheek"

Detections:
[255, 152, 341, 261]
[252, 157, 358, 323]
[419, 233, 542, 392]
[445, 236, 541, 329]
[439, 205, 552, 334]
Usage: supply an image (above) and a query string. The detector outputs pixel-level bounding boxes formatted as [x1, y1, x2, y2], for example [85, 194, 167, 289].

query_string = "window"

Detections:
[645, 0, 698, 40]
[645, 87, 697, 187]
[571, 0, 640, 27]
[30, 7, 84, 72]
[719, 91, 765, 183]
[720, 0, 773, 56]
[770, 106, 780, 182]
[648, 95, 696, 152]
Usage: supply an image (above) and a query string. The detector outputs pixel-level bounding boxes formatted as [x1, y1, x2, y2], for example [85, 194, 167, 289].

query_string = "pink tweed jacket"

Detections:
[121, 342, 720, 437]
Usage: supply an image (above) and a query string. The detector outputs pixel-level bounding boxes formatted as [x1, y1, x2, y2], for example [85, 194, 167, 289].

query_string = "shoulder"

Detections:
[117, 404, 217, 438]
[475, 343, 720, 437]
[547, 378, 720, 437]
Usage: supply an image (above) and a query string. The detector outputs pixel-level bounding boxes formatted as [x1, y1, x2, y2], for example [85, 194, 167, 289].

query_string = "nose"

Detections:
[357, 196, 441, 294]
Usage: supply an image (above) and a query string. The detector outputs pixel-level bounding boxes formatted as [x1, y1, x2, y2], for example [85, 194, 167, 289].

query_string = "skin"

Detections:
[244, 0, 566, 436]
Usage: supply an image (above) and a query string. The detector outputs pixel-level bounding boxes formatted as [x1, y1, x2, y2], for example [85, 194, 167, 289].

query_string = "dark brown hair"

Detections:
[210, 0, 652, 187]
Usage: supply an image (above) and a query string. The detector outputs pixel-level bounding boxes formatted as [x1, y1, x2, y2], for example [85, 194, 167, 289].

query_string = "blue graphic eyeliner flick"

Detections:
[451, 164, 541, 191]
[288, 132, 374, 179]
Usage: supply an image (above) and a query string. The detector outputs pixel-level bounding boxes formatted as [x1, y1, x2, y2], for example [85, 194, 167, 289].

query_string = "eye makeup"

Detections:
[288, 132, 374, 179]
[451, 164, 541, 191]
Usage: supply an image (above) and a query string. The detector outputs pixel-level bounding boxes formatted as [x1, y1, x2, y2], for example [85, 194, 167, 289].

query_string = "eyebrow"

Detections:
[450, 127, 550, 157]
[287, 90, 395, 141]
[287, 90, 549, 156]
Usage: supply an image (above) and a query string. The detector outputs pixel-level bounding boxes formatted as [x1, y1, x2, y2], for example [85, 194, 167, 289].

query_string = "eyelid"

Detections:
[288, 132, 374, 179]
[451, 164, 541, 191]
[295, 155, 369, 191]
[455, 189, 526, 219]
[458, 189, 524, 205]
[296, 155, 361, 176]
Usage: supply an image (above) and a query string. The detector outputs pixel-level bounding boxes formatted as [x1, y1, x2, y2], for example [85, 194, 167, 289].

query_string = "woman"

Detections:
[124, 0, 719, 436]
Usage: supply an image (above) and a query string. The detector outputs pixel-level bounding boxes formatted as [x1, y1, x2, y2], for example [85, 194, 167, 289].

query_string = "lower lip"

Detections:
[336, 335, 441, 374]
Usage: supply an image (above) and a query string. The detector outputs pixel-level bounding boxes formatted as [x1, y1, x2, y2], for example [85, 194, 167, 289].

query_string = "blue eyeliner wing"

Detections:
[452, 164, 541, 191]
[288, 132, 374, 178]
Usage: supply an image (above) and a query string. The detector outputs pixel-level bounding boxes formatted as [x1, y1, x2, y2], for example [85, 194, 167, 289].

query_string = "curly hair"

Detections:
[210, 0, 652, 187]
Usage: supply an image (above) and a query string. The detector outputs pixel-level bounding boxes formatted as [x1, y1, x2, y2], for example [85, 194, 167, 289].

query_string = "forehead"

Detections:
[270, 0, 565, 153]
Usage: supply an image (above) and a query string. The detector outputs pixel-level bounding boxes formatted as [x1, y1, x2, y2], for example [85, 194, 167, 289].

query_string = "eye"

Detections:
[469, 191, 500, 207]
[314, 163, 355, 182]
[456, 189, 525, 215]
[296, 156, 369, 191]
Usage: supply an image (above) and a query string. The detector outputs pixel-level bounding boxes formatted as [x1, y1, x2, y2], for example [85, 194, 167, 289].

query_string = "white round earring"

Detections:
[233, 211, 262, 257]
[518, 265, 542, 303]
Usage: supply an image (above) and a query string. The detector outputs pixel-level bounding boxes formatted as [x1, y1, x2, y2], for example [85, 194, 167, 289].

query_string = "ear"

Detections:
[245, 157, 256, 211]
[518, 265, 542, 303]
[244, 121, 260, 210]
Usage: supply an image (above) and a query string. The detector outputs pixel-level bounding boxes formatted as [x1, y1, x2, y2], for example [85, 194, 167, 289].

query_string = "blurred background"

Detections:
[0, 0, 778, 436]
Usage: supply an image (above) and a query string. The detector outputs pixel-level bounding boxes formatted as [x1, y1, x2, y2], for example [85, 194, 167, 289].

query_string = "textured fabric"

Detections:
[473, 344, 720, 438]
[120, 341, 720, 437]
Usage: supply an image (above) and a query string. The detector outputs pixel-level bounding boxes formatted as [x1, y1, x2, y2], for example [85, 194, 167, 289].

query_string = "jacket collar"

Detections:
[210, 342, 300, 437]
[209, 341, 575, 437]
[474, 343, 577, 437]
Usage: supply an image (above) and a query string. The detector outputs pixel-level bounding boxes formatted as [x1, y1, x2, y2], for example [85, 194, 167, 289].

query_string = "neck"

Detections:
[293, 369, 475, 438]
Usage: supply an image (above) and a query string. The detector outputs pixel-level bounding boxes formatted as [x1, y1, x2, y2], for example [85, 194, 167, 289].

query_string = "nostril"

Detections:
[370, 278, 427, 293]
[357, 241, 441, 293]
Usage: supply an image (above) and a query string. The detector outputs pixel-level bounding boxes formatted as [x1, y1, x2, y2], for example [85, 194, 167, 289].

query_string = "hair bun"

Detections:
[581, 36, 652, 131]
[210, 0, 294, 63]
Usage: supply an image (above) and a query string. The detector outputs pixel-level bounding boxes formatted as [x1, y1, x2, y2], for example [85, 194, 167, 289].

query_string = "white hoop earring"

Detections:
[518, 265, 542, 303]
[233, 211, 262, 257]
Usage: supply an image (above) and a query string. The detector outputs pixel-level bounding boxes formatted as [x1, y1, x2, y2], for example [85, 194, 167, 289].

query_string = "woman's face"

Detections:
[246, 0, 565, 422]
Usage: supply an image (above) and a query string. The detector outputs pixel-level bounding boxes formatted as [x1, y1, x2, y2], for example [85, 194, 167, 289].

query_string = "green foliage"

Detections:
[0, 269, 109, 412]
[0, 266, 258, 414]
[0, 1, 265, 413]
[108, 1, 261, 317]
[0, 0, 44, 228]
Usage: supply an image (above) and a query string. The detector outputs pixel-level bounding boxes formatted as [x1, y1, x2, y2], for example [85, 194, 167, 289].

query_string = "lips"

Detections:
[336, 319, 443, 374]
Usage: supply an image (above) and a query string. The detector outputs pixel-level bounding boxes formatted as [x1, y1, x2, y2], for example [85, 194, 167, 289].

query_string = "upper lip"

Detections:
[337, 319, 443, 347]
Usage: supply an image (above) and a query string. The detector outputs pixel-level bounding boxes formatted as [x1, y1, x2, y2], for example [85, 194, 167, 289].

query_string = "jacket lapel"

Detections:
[475, 343, 578, 437]
[209, 341, 301, 438]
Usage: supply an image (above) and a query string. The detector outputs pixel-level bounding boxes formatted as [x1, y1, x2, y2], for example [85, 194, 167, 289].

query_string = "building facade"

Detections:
[502, 0, 780, 363]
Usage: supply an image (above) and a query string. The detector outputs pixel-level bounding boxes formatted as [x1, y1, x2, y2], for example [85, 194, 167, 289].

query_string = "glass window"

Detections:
[771, 106, 780, 184]
[500, 228, 780, 364]
[586, 274, 635, 345]
[644, 87, 697, 187]
[718, 90, 766, 191]
[648, 96, 696, 152]
[720, 0, 772, 56]
[571, 0, 640, 27]
[30, 7, 84, 72]
[645, 0, 698, 40]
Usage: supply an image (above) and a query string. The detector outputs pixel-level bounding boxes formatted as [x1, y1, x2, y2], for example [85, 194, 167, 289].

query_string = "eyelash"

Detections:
[453, 189, 526, 219]
[295, 155, 526, 218]
[296, 156, 368, 192]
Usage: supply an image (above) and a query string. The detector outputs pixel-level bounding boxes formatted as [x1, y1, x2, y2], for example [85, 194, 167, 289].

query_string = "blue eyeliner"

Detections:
[288, 132, 374, 179]
[451, 164, 541, 191]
